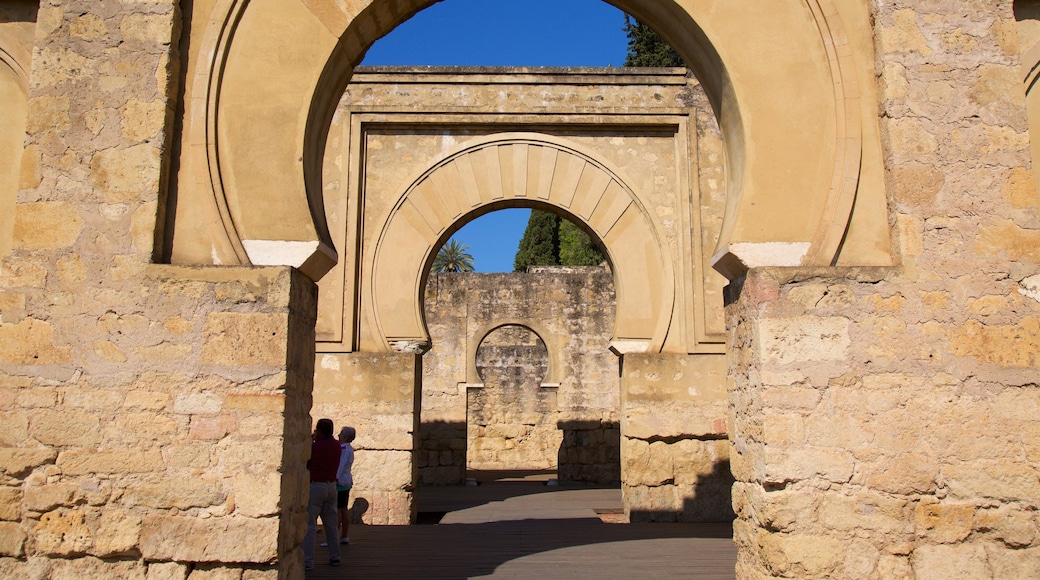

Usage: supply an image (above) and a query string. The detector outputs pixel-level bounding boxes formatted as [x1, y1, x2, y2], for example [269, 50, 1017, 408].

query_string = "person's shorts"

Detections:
[337, 486, 352, 509]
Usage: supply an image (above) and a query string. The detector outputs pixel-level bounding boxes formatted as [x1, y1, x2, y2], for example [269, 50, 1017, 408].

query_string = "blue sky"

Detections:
[361, 0, 629, 272]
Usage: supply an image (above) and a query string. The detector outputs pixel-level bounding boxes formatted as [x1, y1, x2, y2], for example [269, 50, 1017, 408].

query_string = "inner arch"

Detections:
[371, 133, 673, 354]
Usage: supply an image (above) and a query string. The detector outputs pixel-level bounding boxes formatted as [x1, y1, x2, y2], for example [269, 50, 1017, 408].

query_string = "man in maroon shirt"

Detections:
[303, 418, 342, 570]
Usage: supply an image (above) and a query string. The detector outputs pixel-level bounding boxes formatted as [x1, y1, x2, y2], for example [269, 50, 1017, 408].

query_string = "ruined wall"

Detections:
[469, 324, 559, 472]
[724, 2, 1040, 576]
[420, 268, 620, 485]
[0, 2, 317, 576]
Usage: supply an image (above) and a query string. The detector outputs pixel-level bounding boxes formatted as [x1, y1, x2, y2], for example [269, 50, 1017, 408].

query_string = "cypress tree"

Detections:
[513, 210, 561, 272]
[559, 220, 605, 266]
[623, 15, 684, 68]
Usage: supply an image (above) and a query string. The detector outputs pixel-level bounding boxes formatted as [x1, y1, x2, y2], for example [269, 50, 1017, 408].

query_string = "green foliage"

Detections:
[513, 210, 560, 272]
[513, 210, 605, 271]
[623, 15, 684, 68]
[559, 220, 605, 266]
[432, 239, 475, 273]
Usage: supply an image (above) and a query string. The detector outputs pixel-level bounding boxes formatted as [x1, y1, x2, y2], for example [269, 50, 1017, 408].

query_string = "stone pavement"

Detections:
[308, 479, 736, 579]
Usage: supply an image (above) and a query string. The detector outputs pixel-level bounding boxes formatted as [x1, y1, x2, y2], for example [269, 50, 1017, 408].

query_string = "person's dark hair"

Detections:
[316, 418, 334, 437]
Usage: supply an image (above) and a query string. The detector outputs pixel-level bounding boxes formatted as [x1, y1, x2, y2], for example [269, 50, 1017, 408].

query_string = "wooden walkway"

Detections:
[309, 479, 737, 579]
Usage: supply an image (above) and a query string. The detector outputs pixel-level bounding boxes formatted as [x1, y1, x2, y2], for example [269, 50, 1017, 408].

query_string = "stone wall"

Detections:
[0, 2, 318, 575]
[419, 268, 621, 485]
[724, 3, 1040, 576]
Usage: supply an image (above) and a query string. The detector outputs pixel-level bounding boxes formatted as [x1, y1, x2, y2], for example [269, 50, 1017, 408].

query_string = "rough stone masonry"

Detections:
[0, 1, 1039, 579]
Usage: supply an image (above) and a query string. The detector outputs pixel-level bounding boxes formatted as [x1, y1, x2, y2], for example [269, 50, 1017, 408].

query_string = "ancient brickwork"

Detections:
[419, 268, 621, 486]
[725, 2, 1040, 574]
[469, 324, 559, 471]
[0, 2, 318, 576]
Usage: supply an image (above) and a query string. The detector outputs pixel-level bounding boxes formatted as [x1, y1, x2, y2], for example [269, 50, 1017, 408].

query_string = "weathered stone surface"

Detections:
[90, 144, 161, 204]
[0, 319, 72, 364]
[13, 202, 83, 250]
[57, 450, 164, 476]
[911, 543, 991, 580]
[35, 509, 93, 556]
[202, 313, 287, 367]
[0, 487, 21, 521]
[121, 481, 225, 510]
[0, 448, 58, 477]
[140, 516, 279, 563]
[0, 522, 26, 557]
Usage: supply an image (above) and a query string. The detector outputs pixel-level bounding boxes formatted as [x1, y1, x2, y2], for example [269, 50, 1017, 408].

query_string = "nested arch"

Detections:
[189, 0, 890, 282]
[469, 322, 557, 386]
[371, 133, 673, 353]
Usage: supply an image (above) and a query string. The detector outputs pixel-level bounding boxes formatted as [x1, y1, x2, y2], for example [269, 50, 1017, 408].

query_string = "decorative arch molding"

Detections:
[185, 0, 890, 282]
[371, 133, 673, 354]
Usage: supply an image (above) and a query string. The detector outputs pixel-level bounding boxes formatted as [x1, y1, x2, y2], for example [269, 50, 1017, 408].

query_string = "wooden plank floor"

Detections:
[309, 481, 737, 579]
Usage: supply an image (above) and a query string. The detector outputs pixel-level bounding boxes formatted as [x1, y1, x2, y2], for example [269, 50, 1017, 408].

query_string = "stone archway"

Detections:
[168, 0, 893, 279]
[370, 133, 672, 355]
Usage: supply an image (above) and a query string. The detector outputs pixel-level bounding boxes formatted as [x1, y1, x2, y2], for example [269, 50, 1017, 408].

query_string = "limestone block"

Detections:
[816, 491, 909, 536]
[48, 557, 146, 580]
[165, 443, 214, 469]
[0, 319, 72, 364]
[120, 99, 166, 142]
[121, 12, 175, 44]
[865, 453, 939, 495]
[25, 94, 70, 134]
[233, 473, 280, 518]
[225, 393, 285, 413]
[58, 450, 164, 475]
[146, 562, 189, 580]
[0, 487, 20, 521]
[976, 506, 1038, 548]
[877, 553, 913, 580]
[915, 501, 974, 543]
[13, 202, 84, 250]
[122, 480, 225, 510]
[24, 483, 76, 512]
[173, 392, 223, 415]
[32, 412, 101, 447]
[911, 543, 990, 580]
[15, 387, 56, 408]
[189, 415, 236, 440]
[944, 462, 1040, 502]
[90, 144, 161, 204]
[108, 412, 180, 447]
[757, 317, 850, 366]
[35, 509, 92, 556]
[758, 531, 844, 577]
[0, 412, 28, 447]
[0, 522, 25, 557]
[985, 544, 1040, 579]
[202, 313, 287, 367]
[217, 440, 283, 471]
[949, 317, 1040, 367]
[93, 508, 142, 557]
[763, 447, 854, 485]
[123, 390, 170, 413]
[0, 448, 57, 477]
[63, 388, 124, 410]
[353, 450, 413, 491]
[140, 515, 279, 563]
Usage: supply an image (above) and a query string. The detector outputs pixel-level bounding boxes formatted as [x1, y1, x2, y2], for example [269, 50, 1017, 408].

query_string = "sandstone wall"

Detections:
[723, 1, 1040, 576]
[0, 2, 318, 576]
[420, 268, 621, 485]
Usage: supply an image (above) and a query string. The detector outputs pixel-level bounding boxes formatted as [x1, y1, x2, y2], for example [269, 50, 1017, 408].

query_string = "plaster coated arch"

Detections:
[182, 0, 891, 282]
[0, 25, 30, 261]
[371, 133, 673, 354]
